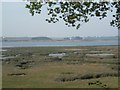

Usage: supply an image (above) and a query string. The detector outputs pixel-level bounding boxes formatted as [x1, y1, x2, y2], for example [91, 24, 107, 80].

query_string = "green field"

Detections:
[2, 46, 119, 88]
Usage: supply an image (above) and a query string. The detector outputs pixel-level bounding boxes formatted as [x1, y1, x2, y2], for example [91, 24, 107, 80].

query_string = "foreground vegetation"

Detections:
[2, 46, 119, 88]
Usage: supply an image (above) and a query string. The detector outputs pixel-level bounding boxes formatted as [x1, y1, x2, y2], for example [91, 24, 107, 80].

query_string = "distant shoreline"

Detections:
[1, 39, 118, 42]
[1, 36, 118, 42]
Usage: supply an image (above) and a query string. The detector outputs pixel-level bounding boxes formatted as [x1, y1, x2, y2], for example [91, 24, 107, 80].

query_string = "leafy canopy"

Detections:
[25, 0, 120, 29]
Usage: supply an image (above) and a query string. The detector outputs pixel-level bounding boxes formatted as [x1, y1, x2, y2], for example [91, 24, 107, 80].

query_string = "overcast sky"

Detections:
[1, 2, 118, 37]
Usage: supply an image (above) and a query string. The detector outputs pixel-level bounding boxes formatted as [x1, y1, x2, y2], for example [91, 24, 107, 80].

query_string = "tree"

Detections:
[25, 0, 120, 29]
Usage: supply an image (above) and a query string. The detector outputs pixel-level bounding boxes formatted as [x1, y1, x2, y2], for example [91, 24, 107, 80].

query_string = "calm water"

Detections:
[1, 40, 118, 47]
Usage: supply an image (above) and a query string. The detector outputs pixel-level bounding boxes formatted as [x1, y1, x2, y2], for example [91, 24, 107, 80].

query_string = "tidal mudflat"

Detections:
[2, 46, 119, 88]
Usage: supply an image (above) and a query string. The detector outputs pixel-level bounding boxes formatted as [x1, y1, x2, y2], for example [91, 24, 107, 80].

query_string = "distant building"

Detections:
[64, 36, 83, 40]
[64, 37, 70, 40]
[71, 36, 83, 40]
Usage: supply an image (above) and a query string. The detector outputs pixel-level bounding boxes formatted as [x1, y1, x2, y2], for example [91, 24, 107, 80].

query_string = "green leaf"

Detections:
[95, 10, 100, 16]
[76, 24, 80, 29]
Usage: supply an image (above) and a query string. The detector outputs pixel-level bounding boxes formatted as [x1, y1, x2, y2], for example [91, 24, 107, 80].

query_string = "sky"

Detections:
[1, 2, 118, 37]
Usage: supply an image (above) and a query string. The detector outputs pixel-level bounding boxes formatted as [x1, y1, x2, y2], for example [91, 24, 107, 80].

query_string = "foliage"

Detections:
[25, 1, 120, 29]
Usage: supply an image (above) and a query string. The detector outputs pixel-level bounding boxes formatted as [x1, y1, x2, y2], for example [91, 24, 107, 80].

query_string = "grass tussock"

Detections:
[55, 72, 118, 82]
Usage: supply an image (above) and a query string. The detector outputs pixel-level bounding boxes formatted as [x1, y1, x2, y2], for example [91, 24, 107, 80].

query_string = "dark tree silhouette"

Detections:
[25, 0, 120, 29]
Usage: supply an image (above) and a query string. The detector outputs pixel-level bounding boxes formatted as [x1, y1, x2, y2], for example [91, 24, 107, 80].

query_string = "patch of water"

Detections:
[49, 53, 66, 58]
[86, 53, 115, 57]
[0, 56, 15, 60]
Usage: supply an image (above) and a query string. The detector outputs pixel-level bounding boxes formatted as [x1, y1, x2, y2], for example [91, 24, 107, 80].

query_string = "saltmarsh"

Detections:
[2, 46, 119, 88]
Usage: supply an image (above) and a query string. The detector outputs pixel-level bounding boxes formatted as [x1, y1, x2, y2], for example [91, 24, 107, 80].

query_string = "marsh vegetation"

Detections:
[2, 46, 119, 88]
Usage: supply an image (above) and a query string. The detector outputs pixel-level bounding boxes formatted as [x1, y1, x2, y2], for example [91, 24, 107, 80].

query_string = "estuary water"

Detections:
[1, 40, 118, 47]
